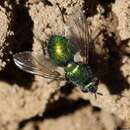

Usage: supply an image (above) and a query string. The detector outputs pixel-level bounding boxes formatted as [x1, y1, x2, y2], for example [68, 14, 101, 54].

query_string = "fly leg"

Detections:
[41, 41, 48, 56]
[91, 26, 106, 42]
[56, 2, 69, 36]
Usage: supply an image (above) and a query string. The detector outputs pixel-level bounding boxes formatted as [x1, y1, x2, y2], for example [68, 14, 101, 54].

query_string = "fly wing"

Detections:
[13, 51, 62, 79]
[64, 7, 92, 64]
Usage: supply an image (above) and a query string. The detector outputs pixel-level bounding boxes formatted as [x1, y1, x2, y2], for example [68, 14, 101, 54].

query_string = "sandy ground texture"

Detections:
[0, 0, 130, 130]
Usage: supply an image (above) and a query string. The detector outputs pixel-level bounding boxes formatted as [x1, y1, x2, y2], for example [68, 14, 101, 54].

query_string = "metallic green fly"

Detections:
[13, 5, 102, 96]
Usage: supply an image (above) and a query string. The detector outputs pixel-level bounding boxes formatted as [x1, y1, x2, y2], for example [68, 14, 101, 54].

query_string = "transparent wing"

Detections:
[64, 7, 92, 64]
[13, 51, 63, 79]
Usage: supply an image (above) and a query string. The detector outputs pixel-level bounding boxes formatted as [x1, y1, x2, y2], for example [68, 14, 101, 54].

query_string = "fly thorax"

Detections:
[48, 35, 75, 67]
[65, 63, 98, 93]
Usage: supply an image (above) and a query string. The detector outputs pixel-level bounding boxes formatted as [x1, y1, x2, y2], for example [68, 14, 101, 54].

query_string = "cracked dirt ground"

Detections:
[0, 0, 130, 130]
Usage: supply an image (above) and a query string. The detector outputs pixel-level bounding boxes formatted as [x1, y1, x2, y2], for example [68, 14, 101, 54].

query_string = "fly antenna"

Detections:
[94, 92, 103, 99]
[94, 93, 97, 99]
[97, 92, 103, 96]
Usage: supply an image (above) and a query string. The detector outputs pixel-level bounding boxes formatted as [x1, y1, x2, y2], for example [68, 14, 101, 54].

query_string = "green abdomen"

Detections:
[48, 35, 75, 66]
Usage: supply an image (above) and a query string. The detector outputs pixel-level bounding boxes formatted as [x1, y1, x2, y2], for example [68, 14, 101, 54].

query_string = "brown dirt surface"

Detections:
[0, 0, 130, 130]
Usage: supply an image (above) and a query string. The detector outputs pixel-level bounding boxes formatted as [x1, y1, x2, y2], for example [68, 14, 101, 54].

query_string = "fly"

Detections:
[13, 4, 102, 97]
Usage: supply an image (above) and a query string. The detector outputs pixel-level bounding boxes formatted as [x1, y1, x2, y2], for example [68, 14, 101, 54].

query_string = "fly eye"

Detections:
[93, 77, 99, 86]
[95, 79, 99, 86]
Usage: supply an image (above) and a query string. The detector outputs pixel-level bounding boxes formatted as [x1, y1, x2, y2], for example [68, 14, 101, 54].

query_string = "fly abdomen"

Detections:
[48, 35, 76, 67]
